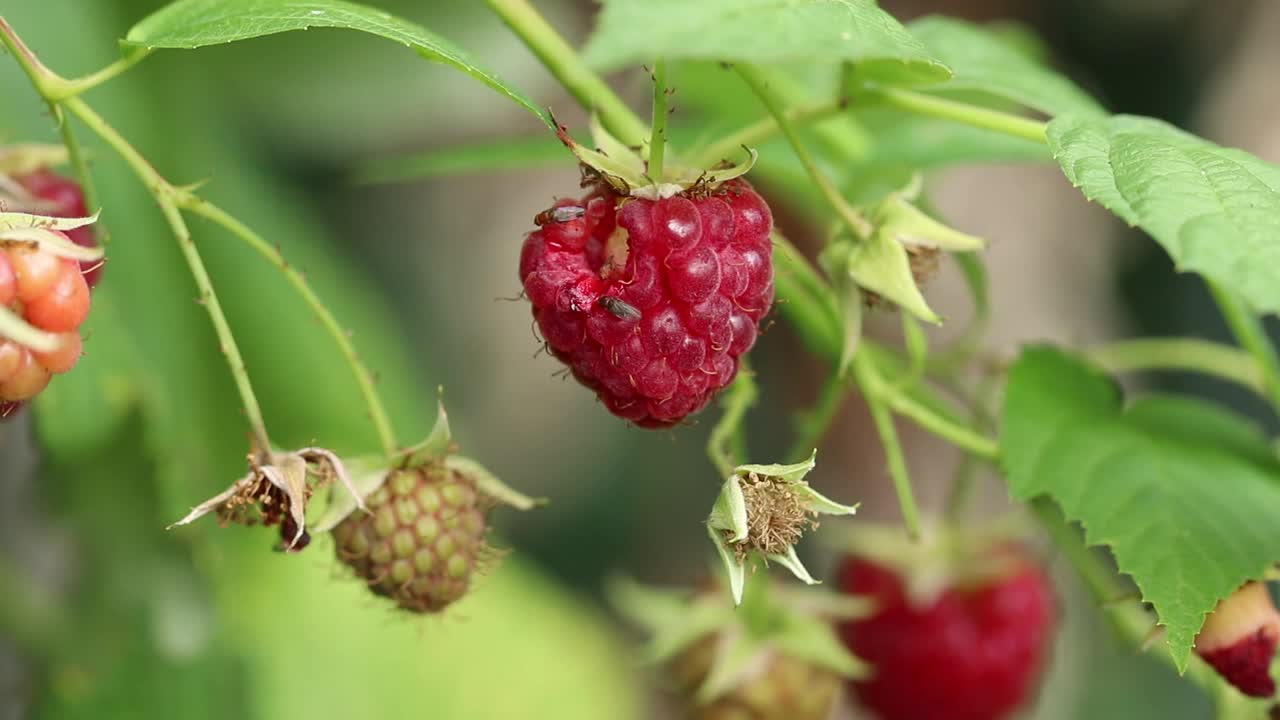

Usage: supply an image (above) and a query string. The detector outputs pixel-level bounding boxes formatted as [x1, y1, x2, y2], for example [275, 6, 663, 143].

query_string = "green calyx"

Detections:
[610, 576, 870, 707]
[555, 115, 757, 199]
[821, 177, 986, 325]
[312, 391, 542, 533]
[707, 451, 859, 605]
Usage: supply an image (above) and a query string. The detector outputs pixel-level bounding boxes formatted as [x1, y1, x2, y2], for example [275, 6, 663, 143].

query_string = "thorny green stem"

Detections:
[1207, 282, 1280, 414]
[943, 372, 999, 523]
[483, 0, 648, 146]
[708, 370, 758, 478]
[693, 102, 844, 169]
[177, 195, 399, 458]
[44, 47, 153, 101]
[854, 352, 921, 540]
[48, 104, 108, 243]
[647, 59, 668, 181]
[864, 87, 1050, 145]
[737, 64, 874, 239]
[1086, 337, 1265, 395]
[787, 369, 848, 463]
[0, 21, 275, 454]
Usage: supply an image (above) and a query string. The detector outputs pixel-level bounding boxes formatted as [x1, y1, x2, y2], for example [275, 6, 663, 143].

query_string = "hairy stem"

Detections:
[483, 0, 648, 146]
[865, 87, 1049, 144]
[708, 370, 758, 477]
[58, 96, 272, 453]
[854, 352, 921, 540]
[693, 102, 844, 169]
[44, 47, 154, 101]
[49, 104, 108, 243]
[1207, 282, 1280, 414]
[648, 58, 668, 181]
[178, 195, 399, 458]
[1086, 337, 1265, 395]
[737, 64, 873, 239]
[787, 369, 847, 462]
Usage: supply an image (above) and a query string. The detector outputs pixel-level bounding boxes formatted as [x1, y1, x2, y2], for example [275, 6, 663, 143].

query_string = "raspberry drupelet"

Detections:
[520, 178, 774, 428]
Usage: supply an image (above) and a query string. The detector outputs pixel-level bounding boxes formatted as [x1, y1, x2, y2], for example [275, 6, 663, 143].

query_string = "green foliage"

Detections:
[1049, 114, 1280, 315]
[583, 0, 951, 85]
[1001, 347, 1280, 671]
[125, 0, 546, 123]
[355, 135, 570, 184]
[906, 16, 1105, 117]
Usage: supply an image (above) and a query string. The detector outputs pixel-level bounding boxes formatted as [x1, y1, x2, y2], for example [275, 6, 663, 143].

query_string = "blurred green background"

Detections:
[1, 0, 1274, 717]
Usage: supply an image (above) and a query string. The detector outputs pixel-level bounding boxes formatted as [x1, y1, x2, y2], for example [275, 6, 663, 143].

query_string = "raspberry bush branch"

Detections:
[860, 86, 1049, 145]
[176, 194, 400, 458]
[483, 0, 647, 146]
[1086, 337, 1265, 395]
[647, 58, 669, 183]
[736, 64, 875, 240]
[1207, 280, 1280, 415]
[707, 371, 758, 477]
[2, 16, 403, 460]
[852, 352, 921, 540]
[56, 94, 273, 453]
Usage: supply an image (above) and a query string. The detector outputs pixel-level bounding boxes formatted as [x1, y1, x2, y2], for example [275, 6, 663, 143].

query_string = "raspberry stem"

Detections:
[48, 104, 108, 244]
[852, 352, 921, 540]
[862, 87, 1050, 145]
[0, 18, 275, 453]
[177, 195, 399, 458]
[787, 369, 848, 463]
[647, 58, 668, 183]
[483, 0, 648, 146]
[708, 370, 758, 478]
[736, 64, 874, 240]
[692, 101, 844, 170]
[1206, 281, 1280, 415]
[1086, 337, 1265, 394]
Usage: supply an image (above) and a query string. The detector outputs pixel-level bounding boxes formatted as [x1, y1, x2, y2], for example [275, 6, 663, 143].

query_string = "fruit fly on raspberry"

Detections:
[534, 205, 585, 226]
[599, 295, 641, 321]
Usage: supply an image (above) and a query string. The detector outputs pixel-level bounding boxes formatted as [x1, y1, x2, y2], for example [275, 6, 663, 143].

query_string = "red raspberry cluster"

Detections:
[1, 171, 98, 419]
[519, 179, 774, 428]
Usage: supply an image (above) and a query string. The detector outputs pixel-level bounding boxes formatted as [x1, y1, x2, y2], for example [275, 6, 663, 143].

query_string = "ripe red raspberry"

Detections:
[1195, 581, 1280, 697]
[0, 235, 92, 410]
[15, 169, 102, 288]
[520, 179, 774, 427]
[836, 546, 1055, 720]
[332, 464, 492, 613]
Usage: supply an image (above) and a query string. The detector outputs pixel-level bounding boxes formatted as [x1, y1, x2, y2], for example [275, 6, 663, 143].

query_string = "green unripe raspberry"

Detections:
[333, 464, 491, 613]
[671, 637, 843, 720]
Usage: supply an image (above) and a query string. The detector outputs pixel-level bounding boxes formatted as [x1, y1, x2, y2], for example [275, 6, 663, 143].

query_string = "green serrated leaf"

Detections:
[583, 0, 951, 86]
[124, 0, 546, 124]
[1048, 114, 1280, 315]
[907, 16, 1105, 117]
[1001, 346, 1280, 671]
